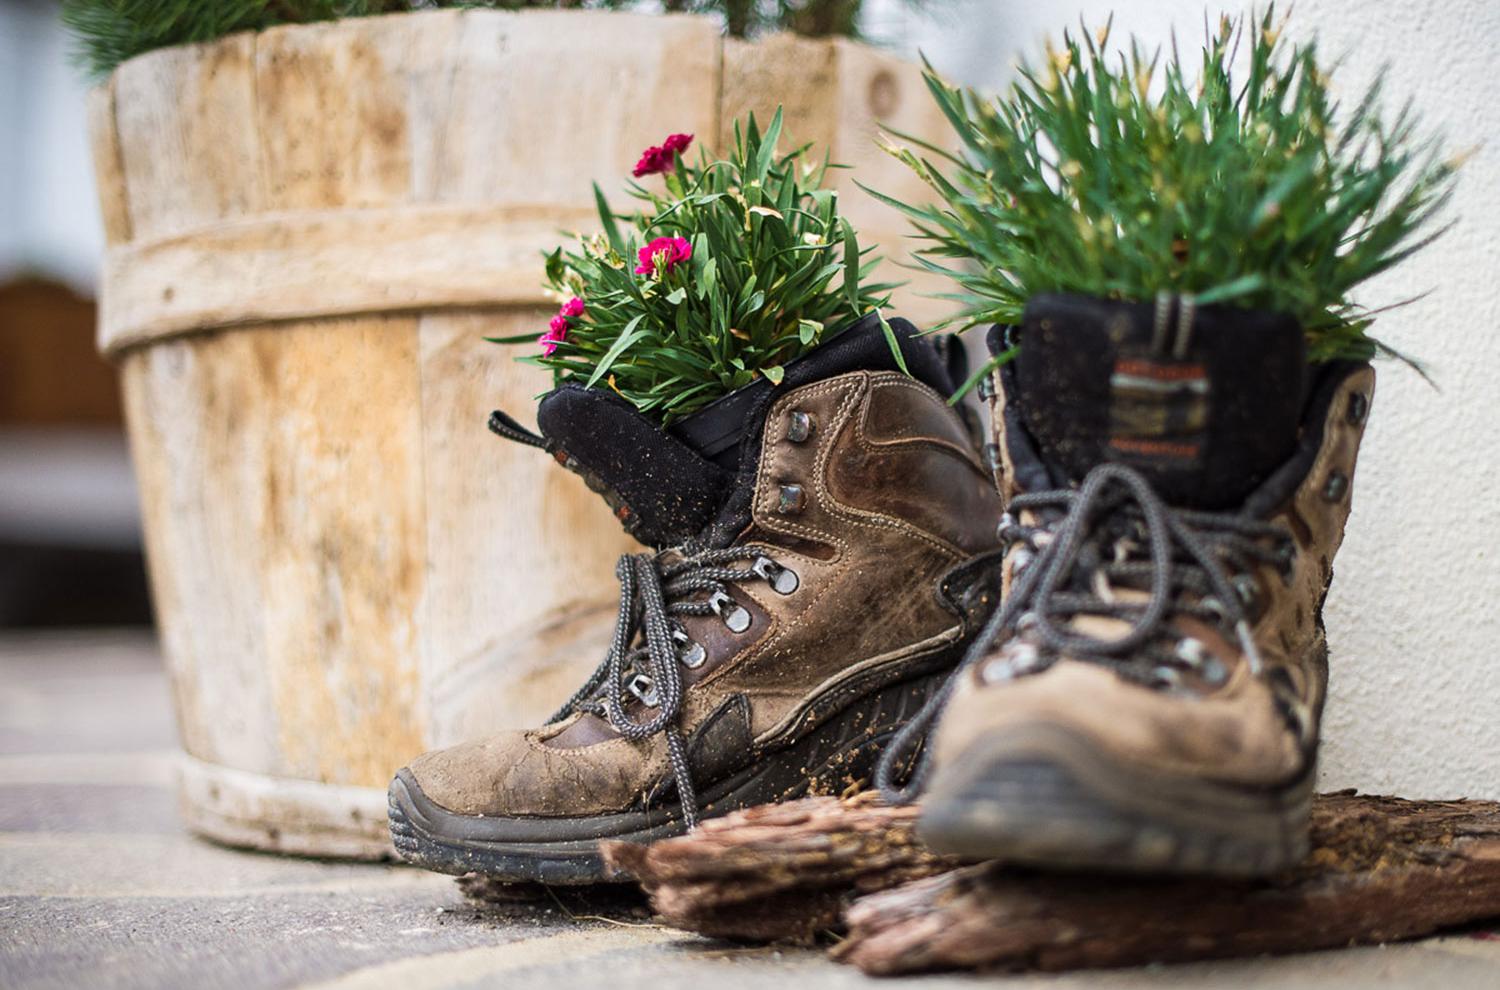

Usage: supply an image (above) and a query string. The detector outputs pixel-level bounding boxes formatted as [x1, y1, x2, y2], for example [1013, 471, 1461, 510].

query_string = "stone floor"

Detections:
[2, 630, 1497, 990]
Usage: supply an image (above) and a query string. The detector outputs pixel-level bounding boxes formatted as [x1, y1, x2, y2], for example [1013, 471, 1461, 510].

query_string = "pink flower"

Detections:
[634, 236, 693, 276]
[561, 296, 586, 318]
[632, 148, 668, 177]
[632, 133, 694, 177]
[539, 314, 570, 356]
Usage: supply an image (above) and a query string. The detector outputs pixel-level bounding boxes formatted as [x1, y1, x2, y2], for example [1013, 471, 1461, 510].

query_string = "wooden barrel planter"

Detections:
[87, 8, 951, 858]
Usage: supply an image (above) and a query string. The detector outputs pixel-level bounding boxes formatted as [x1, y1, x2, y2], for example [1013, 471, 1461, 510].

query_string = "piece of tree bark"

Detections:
[835, 792, 1500, 974]
[601, 791, 961, 943]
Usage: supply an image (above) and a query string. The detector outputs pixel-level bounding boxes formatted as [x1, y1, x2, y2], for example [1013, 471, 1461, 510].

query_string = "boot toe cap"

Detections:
[398, 727, 653, 819]
[934, 658, 1303, 789]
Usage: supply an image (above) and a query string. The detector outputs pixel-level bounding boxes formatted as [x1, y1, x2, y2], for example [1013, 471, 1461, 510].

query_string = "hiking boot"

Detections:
[388, 315, 1003, 883]
[880, 293, 1374, 878]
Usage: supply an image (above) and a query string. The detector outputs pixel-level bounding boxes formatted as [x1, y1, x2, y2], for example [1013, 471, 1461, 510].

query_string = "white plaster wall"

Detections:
[0, 3, 107, 292]
[868, 0, 1500, 799]
[0, 2, 105, 293]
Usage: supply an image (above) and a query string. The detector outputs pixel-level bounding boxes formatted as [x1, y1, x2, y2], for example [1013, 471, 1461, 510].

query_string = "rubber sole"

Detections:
[917, 723, 1313, 878]
[388, 670, 943, 884]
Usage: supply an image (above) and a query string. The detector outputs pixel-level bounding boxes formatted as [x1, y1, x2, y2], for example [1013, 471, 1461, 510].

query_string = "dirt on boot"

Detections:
[390, 317, 1003, 883]
[899, 293, 1374, 879]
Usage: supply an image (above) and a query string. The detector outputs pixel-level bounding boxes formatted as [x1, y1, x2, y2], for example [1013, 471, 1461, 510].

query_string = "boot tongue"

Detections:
[1014, 293, 1307, 510]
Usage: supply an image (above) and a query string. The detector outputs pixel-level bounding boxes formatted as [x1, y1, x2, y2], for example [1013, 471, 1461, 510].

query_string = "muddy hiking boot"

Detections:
[388, 314, 1003, 883]
[878, 293, 1376, 878]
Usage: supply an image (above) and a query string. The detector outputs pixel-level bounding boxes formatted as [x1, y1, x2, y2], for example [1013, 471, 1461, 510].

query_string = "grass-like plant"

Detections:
[871, 6, 1459, 379]
[491, 110, 898, 424]
[63, 0, 884, 79]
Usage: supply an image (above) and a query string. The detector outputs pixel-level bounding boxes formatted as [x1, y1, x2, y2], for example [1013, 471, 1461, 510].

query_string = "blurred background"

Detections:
[0, 0, 149, 628]
[1, 0, 1496, 796]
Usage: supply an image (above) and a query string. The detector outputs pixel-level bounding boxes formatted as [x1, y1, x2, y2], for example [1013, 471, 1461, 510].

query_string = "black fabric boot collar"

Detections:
[1009, 293, 1307, 510]
[534, 386, 732, 548]
[991, 310, 1367, 518]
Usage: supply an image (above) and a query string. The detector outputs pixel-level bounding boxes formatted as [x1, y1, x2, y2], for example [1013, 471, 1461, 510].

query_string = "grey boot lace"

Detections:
[875, 461, 1294, 804]
[547, 545, 798, 829]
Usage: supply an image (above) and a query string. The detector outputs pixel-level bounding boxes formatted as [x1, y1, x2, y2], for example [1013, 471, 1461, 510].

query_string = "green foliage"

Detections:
[498, 109, 897, 424]
[63, 0, 880, 79]
[63, 1, 397, 79]
[874, 6, 1459, 370]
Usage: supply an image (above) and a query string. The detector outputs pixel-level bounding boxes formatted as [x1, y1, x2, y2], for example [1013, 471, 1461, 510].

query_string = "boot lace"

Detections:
[548, 545, 798, 829]
[876, 461, 1295, 804]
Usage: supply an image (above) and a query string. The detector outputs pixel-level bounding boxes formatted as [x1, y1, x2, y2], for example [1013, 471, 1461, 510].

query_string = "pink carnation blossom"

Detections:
[561, 296, 586, 318]
[632, 148, 668, 177]
[634, 236, 693, 276]
[632, 133, 694, 177]
[539, 314, 570, 356]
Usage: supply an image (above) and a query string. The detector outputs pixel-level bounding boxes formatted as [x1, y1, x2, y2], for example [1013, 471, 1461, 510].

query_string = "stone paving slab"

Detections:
[1, 631, 1496, 990]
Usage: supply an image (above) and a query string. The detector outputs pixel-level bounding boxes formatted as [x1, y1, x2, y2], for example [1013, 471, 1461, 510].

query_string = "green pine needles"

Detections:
[496, 110, 898, 424]
[873, 6, 1460, 368]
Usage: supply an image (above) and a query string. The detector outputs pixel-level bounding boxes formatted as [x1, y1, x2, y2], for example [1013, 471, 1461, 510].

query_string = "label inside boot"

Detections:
[1107, 355, 1209, 466]
[1015, 293, 1308, 509]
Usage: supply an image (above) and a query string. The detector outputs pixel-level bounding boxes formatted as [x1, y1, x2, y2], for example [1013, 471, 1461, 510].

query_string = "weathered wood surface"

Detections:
[90, 10, 953, 856]
[604, 792, 1500, 975]
[601, 792, 960, 942]
[94, 10, 713, 855]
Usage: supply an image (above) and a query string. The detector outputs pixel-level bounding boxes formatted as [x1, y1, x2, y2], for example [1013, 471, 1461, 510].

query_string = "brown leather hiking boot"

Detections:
[878, 294, 1374, 878]
[388, 316, 1002, 882]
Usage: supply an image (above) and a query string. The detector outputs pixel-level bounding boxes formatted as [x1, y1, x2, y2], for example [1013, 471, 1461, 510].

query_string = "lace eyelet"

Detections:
[1323, 471, 1349, 502]
[1175, 637, 1207, 666]
[1232, 574, 1260, 609]
[672, 626, 707, 668]
[1173, 639, 1229, 686]
[776, 484, 805, 515]
[980, 658, 1013, 684]
[627, 672, 659, 707]
[1347, 392, 1369, 425]
[752, 555, 799, 595]
[1149, 666, 1184, 691]
[708, 591, 752, 633]
[981, 642, 1041, 684]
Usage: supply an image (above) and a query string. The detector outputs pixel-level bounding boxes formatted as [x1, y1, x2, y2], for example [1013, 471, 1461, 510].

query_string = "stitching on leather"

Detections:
[1292, 369, 1372, 567]
[690, 377, 865, 699]
[836, 373, 975, 559]
[522, 727, 648, 756]
[991, 367, 1014, 497]
[694, 371, 981, 721]
[859, 374, 989, 475]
